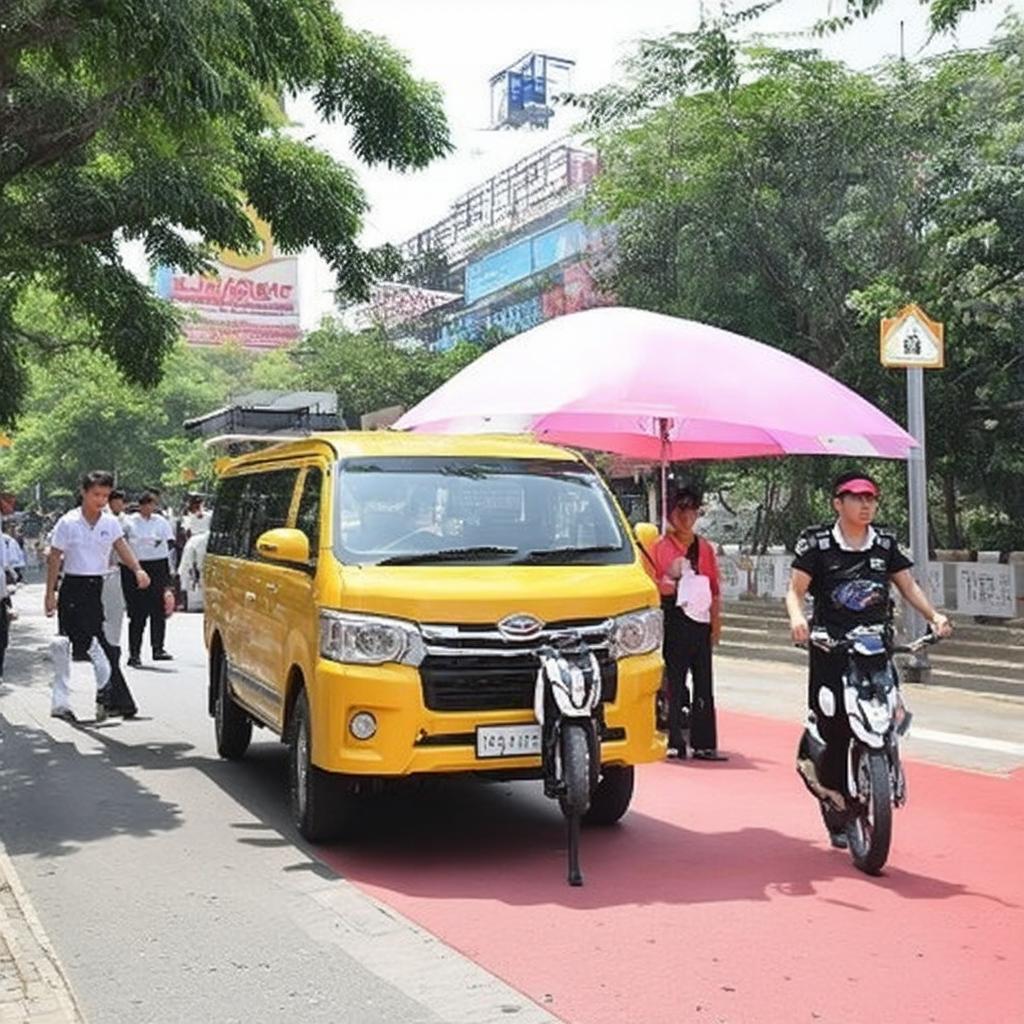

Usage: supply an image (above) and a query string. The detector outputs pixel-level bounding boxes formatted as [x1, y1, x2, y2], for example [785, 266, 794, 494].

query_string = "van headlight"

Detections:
[610, 608, 663, 659]
[319, 611, 425, 667]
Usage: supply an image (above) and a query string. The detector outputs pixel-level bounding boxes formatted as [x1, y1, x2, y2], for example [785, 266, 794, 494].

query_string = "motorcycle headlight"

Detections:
[610, 608, 663, 659]
[319, 611, 425, 667]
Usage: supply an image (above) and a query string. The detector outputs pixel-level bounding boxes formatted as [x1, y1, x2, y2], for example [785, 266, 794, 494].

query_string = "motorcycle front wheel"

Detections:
[558, 723, 593, 819]
[848, 748, 893, 876]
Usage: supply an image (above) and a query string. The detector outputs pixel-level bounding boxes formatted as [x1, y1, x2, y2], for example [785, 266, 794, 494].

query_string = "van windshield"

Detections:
[335, 457, 631, 566]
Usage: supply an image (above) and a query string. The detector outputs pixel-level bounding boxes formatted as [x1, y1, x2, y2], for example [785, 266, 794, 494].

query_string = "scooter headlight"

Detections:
[611, 608, 663, 659]
[319, 611, 425, 667]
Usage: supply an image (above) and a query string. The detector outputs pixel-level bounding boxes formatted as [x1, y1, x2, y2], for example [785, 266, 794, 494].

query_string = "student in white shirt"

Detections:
[45, 471, 151, 722]
[2, 525, 26, 582]
[183, 495, 211, 538]
[122, 490, 175, 666]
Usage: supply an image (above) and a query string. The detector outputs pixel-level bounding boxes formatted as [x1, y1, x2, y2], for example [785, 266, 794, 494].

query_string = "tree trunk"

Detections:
[942, 472, 961, 549]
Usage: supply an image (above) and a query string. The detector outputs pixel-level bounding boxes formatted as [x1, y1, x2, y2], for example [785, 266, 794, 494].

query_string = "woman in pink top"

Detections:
[651, 487, 727, 761]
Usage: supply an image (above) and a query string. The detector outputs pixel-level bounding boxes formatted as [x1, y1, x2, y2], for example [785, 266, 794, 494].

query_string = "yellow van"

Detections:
[203, 431, 665, 840]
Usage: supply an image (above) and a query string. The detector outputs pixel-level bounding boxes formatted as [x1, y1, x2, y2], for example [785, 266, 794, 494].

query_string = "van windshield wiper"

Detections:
[514, 544, 623, 564]
[376, 545, 518, 566]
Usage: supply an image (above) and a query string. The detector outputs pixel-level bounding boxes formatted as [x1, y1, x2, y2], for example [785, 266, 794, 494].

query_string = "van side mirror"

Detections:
[633, 522, 659, 560]
[256, 528, 310, 565]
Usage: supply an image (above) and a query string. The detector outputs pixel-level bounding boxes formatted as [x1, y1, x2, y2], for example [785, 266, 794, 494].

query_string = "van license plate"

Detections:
[476, 724, 542, 759]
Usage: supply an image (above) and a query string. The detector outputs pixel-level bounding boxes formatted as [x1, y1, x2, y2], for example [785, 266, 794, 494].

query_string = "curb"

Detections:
[0, 837, 84, 1023]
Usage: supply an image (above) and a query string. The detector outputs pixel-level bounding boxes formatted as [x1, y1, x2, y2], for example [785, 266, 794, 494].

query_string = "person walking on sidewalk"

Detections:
[0, 521, 14, 682]
[122, 491, 175, 667]
[45, 471, 151, 722]
[99, 489, 138, 717]
[652, 486, 727, 761]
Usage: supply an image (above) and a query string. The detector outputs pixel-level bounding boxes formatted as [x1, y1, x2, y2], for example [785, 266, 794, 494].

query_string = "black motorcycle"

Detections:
[799, 623, 938, 875]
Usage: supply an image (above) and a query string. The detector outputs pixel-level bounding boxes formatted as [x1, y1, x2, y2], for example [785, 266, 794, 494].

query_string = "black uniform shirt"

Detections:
[791, 523, 913, 636]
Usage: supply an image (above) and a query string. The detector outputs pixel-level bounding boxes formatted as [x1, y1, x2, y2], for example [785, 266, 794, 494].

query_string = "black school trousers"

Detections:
[661, 597, 717, 752]
[122, 558, 169, 658]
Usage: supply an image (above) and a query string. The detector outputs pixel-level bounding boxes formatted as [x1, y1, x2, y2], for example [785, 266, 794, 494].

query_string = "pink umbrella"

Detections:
[395, 307, 914, 520]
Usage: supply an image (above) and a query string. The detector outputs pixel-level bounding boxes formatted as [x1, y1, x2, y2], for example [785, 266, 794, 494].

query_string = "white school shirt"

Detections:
[0, 532, 9, 600]
[183, 511, 210, 536]
[124, 512, 175, 562]
[3, 534, 25, 570]
[50, 508, 125, 576]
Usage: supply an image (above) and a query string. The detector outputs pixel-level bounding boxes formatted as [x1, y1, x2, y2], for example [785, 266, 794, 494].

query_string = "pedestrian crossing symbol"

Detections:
[880, 304, 944, 369]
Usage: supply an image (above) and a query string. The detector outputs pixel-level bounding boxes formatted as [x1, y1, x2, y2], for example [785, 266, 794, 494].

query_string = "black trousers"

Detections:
[807, 647, 851, 792]
[662, 597, 717, 751]
[58, 574, 106, 659]
[0, 597, 9, 675]
[122, 559, 169, 658]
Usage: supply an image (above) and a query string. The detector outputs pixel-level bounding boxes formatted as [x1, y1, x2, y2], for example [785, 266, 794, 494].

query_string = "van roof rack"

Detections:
[184, 395, 343, 441]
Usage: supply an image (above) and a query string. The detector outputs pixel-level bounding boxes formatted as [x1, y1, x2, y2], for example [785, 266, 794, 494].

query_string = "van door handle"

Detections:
[244, 591, 257, 603]
[265, 583, 278, 594]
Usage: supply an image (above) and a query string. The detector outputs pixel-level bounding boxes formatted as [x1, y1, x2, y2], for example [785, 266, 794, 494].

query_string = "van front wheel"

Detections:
[289, 690, 352, 843]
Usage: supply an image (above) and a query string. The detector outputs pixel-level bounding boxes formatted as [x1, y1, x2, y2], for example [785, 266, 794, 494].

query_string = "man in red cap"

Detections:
[785, 470, 952, 847]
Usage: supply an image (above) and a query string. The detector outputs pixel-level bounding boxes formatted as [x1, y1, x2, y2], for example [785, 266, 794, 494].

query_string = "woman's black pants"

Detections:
[661, 597, 717, 752]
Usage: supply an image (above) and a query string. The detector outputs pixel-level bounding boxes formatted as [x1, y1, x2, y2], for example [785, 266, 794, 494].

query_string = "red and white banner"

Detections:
[154, 208, 301, 349]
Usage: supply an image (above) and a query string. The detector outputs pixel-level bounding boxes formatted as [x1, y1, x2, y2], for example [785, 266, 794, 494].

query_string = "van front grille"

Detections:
[418, 619, 616, 712]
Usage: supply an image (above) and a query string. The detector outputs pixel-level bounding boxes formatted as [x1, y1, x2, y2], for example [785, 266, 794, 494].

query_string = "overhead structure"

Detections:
[489, 53, 575, 130]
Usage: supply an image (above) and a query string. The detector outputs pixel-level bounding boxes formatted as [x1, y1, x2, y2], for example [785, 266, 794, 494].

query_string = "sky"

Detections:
[132, 0, 1023, 327]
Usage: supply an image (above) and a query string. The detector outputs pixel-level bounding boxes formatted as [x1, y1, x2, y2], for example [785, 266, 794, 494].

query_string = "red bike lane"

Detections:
[316, 710, 1024, 1024]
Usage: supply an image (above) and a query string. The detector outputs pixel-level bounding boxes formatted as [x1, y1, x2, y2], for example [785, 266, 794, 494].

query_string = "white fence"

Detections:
[719, 552, 1023, 620]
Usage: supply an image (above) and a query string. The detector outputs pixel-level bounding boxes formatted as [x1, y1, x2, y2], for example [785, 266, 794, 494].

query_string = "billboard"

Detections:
[464, 220, 588, 305]
[154, 207, 300, 349]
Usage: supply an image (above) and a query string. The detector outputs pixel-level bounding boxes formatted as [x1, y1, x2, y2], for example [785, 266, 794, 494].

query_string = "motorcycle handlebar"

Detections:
[794, 629, 940, 653]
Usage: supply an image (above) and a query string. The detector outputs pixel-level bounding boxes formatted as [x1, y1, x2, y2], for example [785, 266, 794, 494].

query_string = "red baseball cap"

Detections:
[835, 477, 879, 497]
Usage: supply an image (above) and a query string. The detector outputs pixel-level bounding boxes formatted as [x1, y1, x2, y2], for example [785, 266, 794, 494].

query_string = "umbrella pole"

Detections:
[659, 417, 670, 533]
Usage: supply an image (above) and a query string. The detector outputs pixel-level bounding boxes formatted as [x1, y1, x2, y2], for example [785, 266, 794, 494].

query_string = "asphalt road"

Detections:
[1, 583, 1021, 1024]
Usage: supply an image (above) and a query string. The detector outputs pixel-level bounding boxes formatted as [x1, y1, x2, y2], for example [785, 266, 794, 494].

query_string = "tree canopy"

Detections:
[0, 0, 451, 426]
[579, 15, 1024, 549]
[0, 322, 481, 502]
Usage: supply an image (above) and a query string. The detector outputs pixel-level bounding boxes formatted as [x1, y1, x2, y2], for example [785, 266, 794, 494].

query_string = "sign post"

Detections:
[880, 304, 945, 682]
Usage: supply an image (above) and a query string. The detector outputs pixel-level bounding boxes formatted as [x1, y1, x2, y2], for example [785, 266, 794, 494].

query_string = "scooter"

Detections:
[799, 623, 938, 875]
[534, 633, 603, 886]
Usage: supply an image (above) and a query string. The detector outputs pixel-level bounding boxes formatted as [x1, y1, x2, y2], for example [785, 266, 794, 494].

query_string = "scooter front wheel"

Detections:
[848, 748, 893, 876]
[558, 723, 593, 819]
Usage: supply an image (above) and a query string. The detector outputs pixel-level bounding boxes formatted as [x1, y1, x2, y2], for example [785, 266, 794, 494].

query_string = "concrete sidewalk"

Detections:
[0, 836, 82, 1023]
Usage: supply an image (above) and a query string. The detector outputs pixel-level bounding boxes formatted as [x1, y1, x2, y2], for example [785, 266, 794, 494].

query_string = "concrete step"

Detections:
[720, 634, 1024, 700]
[721, 626, 1023, 676]
[722, 609, 1024, 648]
[723, 601, 1024, 643]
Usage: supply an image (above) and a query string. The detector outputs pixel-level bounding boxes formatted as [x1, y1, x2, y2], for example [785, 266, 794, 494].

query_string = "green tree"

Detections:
[0, 340, 304, 499]
[580, 18, 1024, 549]
[0, 0, 451, 426]
[294, 320, 479, 425]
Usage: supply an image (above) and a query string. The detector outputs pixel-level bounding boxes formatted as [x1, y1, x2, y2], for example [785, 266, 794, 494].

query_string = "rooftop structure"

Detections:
[398, 139, 598, 273]
[489, 52, 575, 130]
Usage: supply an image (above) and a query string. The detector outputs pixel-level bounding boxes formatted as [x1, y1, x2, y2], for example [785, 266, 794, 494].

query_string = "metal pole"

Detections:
[905, 366, 931, 681]
[659, 417, 671, 533]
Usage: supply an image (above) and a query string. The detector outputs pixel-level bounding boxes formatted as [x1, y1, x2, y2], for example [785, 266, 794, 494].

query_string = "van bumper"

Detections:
[309, 651, 666, 776]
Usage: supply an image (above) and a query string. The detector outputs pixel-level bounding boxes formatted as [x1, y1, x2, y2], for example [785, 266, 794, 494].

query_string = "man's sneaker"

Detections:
[829, 829, 849, 850]
[51, 708, 78, 723]
[152, 651, 173, 662]
[127, 656, 142, 668]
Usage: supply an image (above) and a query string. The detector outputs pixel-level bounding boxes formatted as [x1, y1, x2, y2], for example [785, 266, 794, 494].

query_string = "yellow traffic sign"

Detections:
[880, 303, 944, 369]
